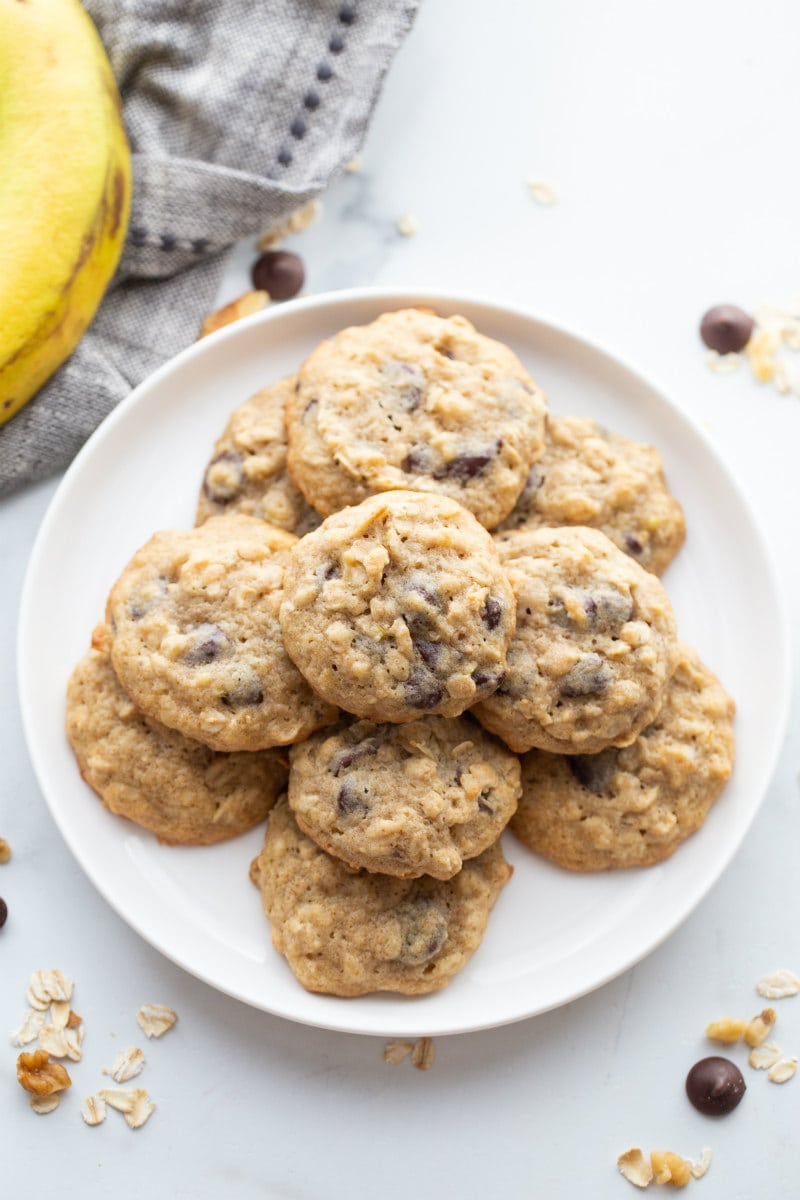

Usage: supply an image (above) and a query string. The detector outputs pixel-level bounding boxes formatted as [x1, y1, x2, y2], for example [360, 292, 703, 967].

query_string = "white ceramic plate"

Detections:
[18, 289, 789, 1038]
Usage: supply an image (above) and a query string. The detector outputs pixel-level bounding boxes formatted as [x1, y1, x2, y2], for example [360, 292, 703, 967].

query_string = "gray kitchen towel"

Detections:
[0, 0, 418, 496]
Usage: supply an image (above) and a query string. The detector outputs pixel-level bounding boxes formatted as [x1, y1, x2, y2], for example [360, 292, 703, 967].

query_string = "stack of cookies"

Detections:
[65, 308, 735, 999]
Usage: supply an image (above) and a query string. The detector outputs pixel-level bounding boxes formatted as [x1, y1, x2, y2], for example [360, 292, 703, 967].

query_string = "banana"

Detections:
[0, 0, 131, 427]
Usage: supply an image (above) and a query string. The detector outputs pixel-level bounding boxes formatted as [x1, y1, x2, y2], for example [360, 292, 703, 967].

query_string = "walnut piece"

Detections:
[99, 1087, 156, 1129]
[744, 1008, 777, 1048]
[257, 200, 320, 251]
[617, 1148, 654, 1188]
[757, 969, 800, 1000]
[0, 837, 11, 863]
[136, 1003, 177, 1039]
[650, 1151, 692, 1188]
[411, 1037, 435, 1071]
[705, 1017, 747, 1043]
[16, 1048, 72, 1095]
[199, 291, 268, 339]
[383, 1039, 414, 1065]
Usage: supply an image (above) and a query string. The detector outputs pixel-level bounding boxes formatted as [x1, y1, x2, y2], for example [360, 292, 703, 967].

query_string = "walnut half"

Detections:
[16, 1048, 72, 1096]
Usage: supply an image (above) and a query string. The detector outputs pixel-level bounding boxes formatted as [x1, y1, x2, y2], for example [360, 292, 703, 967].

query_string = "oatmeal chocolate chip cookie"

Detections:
[496, 414, 686, 574]
[251, 798, 512, 996]
[195, 376, 320, 535]
[279, 490, 515, 723]
[510, 643, 735, 870]
[472, 526, 679, 755]
[286, 308, 547, 529]
[288, 715, 521, 880]
[107, 514, 338, 752]
[66, 626, 287, 844]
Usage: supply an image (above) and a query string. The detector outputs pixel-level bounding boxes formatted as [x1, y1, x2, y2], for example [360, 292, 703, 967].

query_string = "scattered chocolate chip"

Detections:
[0, 897, 6, 928]
[405, 669, 444, 710]
[560, 654, 613, 697]
[432, 444, 499, 482]
[700, 304, 755, 354]
[203, 449, 245, 504]
[624, 532, 644, 556]
[251, 250, 305, 300]
[182, 623, 229, 666]
[221, 676, 264, 708]
[568, 749, 618, 795]
[686, 1056, 746, 1116]
[336, 777, 370, 817]
[482, 596, 503, 630]
[394, 899, 448, 965]
[331, 738, 381, 776]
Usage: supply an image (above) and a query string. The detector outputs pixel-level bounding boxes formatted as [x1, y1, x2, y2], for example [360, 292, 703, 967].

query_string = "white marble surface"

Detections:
[3, 0, 800, 1195]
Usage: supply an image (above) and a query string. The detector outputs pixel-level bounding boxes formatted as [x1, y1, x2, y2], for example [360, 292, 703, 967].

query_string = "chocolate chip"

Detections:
[472, 668, 504, 694]
[127, 578, 167, 621]
[0, 897, 6, 928]
[568, 749, 618, 795]
[518, 463, 545, 506]
[686, 1057, 746, 1116]
[251, 250, 305, 300]
[381, 360, 426, 412]
[182, 623, 230, 666]
[700, 305, 754, 355]
[393, 899, 448, 965]
[203, 450, 245, 504]
[221, 675, 264, 708]
[330, 737, 381, 776]
[405, 669, 444, 710]
[414, 639, 441, 667]
[546, 595, 571, 627]
[586, 585, 633, 632]
[560, 654, 613, 697]
[432, 443, 499, 482]
[482, 596, 503, 630]
[336, 777, 370, 817]
[477, 792, 494, 814]
[624, 532, 644, 556]
[401, 445, 433, 474]
[323, 561, 341, 580]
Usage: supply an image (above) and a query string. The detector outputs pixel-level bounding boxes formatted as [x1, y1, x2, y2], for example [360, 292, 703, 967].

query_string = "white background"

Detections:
[3, 0, 800, 1195]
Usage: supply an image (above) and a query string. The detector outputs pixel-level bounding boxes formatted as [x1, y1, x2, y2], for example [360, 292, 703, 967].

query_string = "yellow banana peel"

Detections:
[0, 0, 132, 426]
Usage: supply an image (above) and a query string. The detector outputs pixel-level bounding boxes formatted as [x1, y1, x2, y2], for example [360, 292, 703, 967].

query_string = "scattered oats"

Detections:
[757, 969, 800, 1000]
[397, 213, 419, 237]
[37, 1023, 83, 1062]
[383, 1039, 414, 1065]
[767, 1057, 797, 1084]
[774, 358, 792, 394]
[706, 350, 742, 373]
[617, 1148, 654, 1189]
[81, 1095, 107, 1126]
[411, 1036, 435, 1070]
[744, 1007, 777, 1048]
[16, 1048, 71, 1095]
[49, 1000, 71, 1029]
[0, 837, 11, 863]
[344, 156, 362, 173]
[746, 328, 780, 383]
[136, 1003, 177, 1039]
[690, 1148, 713, 1180]
[29, 1094, 61, 1115]
[257, 200, 321, 250]
[527, 179, 558, 206]
[705, 1016, 747, 1043]
[199, 290, 269, 338]
[27, 969, 73, 1010]
[11, 1009, 46, 1047]
[99, 1087, 156, 1129]
[650, 1150, 692, 1188]
[103, 1046, 145, 1083]
[748, 1040, 781, 1070]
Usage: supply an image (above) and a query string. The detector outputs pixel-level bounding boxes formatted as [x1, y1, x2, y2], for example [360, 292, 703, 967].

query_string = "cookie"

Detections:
[195, 376, 320, 535]
[251, 798, 513, 996]
[288, 715, 521, 879]
[496, 414, 686, 574]
[66, 626, 287, 844]
[472, 526, 679, 754]
[286, 308, 547, 529]
[510, 643, 735, 870]
[107, 514, 338, 752]
[279, 490, 516, 723]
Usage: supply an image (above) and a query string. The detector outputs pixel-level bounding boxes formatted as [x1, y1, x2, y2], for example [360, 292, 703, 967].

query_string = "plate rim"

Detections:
[17, 286, 792, 1037]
